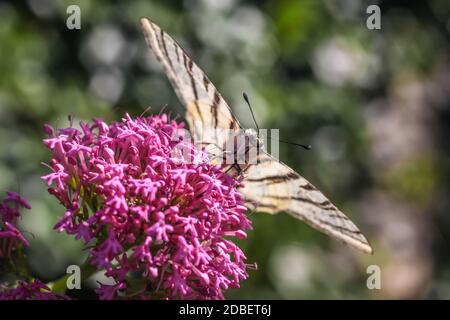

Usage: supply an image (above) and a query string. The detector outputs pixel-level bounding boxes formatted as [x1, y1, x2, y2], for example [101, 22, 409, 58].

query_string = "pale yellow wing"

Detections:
[240, 152, 373, 254]
[140, 18, 241, 158]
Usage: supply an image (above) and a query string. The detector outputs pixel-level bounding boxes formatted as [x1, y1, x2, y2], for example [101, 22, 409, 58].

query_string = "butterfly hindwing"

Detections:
[240, 152, 373, 254]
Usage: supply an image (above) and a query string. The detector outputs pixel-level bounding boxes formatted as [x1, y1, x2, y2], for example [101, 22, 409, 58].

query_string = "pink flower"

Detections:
[0, 279, 69, 300]
[0, 192, 31, 258]
[4, 192, 31, 211]
[42, 114, 253, 299]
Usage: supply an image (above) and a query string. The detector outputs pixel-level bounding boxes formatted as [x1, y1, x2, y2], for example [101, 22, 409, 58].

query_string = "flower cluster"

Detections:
[0, 192, 31, 259]
[0, 279, 68, 300]
[42, 114, 252, 299]
[0, 192, 68, 300]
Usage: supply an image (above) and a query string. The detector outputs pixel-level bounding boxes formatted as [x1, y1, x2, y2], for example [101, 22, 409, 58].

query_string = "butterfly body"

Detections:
[140, 18, 373, 254]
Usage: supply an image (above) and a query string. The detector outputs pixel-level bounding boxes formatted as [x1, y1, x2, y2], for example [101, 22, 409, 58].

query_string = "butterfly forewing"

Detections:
[140, 18, 241, 158]
[140, 17, 373, 254]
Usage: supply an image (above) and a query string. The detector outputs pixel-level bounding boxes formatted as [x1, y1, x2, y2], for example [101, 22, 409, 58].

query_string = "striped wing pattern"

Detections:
[240, 152, 373, 254]
[140, 18, 241, 158]
[140, 18, 373, 254]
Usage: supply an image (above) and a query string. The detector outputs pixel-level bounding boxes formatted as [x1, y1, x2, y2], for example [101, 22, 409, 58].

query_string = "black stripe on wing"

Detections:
[246, 172, 299, 182]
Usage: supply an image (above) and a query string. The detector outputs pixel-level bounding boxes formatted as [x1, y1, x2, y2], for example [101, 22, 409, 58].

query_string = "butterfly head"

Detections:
[244, 128, 264, 151]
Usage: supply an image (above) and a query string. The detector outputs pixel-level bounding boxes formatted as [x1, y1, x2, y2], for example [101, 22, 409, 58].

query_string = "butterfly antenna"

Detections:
[242, 92, 260, 134]
[243, 93, 311, 150]
[277, 138, 312, 150]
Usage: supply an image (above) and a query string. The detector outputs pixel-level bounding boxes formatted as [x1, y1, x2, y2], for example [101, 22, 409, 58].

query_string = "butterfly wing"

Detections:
[240, 152, 373, 254]
[140, 18, 241, 158]
[140, 18, 372, 254]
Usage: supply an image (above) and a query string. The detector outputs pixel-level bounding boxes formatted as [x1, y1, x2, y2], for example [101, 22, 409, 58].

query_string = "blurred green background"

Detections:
[1, 0, 450, 299]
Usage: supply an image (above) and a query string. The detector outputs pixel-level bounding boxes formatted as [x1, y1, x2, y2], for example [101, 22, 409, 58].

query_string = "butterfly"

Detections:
[140, 18, 373, 254]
